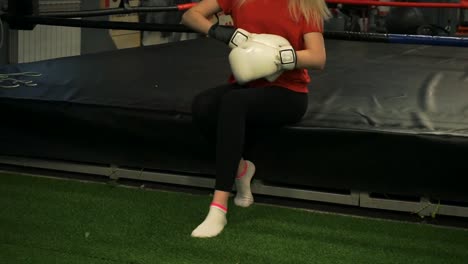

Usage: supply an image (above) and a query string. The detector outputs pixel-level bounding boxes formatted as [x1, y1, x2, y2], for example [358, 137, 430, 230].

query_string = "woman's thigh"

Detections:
[220, 86, 309, 127]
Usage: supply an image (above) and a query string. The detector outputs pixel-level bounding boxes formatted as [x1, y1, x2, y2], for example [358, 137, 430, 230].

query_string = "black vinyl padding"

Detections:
[1, 37, 468, 201]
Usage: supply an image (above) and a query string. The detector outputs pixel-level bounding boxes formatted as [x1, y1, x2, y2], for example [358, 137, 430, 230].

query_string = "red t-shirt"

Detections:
[217, 0, 323, 93]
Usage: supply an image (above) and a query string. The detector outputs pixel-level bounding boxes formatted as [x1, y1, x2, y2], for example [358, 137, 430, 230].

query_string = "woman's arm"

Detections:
[295, 32, 326, 70]
[181, 0, 222, 35]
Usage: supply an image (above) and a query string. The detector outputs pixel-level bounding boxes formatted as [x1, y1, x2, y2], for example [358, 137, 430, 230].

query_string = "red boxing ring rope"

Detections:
[326, 0, 468, 9]
[177, 3, 197, 11]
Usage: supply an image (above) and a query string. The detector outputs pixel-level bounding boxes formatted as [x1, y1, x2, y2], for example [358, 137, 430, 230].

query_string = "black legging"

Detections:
[192, 83, 308, 192]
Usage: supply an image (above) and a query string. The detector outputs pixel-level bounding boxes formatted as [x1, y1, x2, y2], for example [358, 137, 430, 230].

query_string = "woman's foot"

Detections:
[191, 203, 227, 238]
[234, 160, 255, 207]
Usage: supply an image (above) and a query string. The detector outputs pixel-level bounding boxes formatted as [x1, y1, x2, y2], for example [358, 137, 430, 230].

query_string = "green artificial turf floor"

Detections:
[1, 172, 467, 264]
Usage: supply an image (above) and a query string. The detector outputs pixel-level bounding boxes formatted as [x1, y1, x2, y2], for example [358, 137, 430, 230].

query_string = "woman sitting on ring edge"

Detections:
[181, 0, 330, 238]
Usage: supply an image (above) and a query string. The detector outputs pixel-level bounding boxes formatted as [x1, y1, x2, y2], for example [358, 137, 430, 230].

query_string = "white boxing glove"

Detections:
[228, 34, 297, 84]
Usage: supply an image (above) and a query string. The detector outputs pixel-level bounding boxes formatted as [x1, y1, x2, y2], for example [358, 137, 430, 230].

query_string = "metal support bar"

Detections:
[0, 155, 113, 176]
[1, 155, 467, 218]
[0, 155, 359, 205]
[359, 192, 468, 218]
[251, 180, 360, 206]
[115, 167, 215, 189]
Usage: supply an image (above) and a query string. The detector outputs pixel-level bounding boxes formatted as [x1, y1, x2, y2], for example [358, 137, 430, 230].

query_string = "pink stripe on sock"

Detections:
[211, 202, 228, 213]
[236, 162, 248, 179]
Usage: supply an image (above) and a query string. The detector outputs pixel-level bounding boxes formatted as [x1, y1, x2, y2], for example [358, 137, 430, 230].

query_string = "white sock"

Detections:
[191, 203, 227, 238]
[234, 160, 255, 207]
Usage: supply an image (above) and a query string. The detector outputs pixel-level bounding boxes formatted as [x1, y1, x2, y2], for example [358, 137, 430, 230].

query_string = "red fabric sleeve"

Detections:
[301, 17, 324, 34]
[216, 0, 234, 14]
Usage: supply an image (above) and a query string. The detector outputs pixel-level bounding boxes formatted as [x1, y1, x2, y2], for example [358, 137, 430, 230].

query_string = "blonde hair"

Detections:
[237, 0, 331, 28]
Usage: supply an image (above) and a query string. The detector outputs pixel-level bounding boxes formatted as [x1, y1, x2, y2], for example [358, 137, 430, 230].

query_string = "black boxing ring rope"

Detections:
[3, 14, 468, 47]
[2, 14, 194, 33]
[2, 2, 468, 46]
[38, 3, 197, 18]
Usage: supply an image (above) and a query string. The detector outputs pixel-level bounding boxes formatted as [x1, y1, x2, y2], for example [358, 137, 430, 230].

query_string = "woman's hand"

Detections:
[181, 0, 222, 35]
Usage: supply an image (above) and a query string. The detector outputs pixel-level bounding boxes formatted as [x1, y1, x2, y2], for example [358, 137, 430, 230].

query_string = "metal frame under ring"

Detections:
[0, 155, 467, 218]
